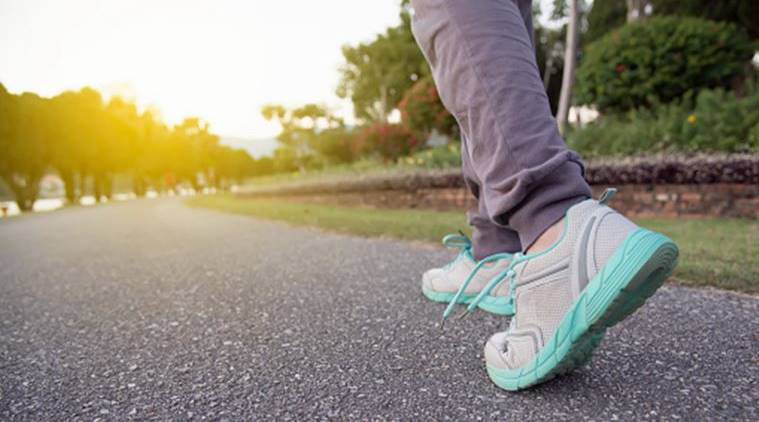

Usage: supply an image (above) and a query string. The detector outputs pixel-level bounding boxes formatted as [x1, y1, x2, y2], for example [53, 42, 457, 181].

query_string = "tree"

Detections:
[261, 103, 348, 171]
[49, 91, 82, 203]
[65, 88, 108, 201]
[557, 0, 580, 133]
[170, 117, 219, 190]
[132, 110, 170, 196]
[585, 1, 627, 44]
[0, 89, 51, 211]
[651, 0, 759, 39]
[336, 6, 429, 122]
[626, 0, 651, 22]
[0, 83, 237, 206]
[99, 97, 140, 200]
[585, 0, 759, 44]
[213, 146, 256, 189]
[534, 21, 566, 114]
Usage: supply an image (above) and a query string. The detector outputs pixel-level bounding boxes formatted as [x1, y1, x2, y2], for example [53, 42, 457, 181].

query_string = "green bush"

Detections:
[398, 143, 462, 169]
[309, 127, 356, 165]
[567, 86, 759, 157]
[576, 16, 755, 112]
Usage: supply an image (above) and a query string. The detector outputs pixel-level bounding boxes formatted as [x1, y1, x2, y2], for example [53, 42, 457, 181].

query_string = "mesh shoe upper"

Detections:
[485, 198, 638, 370]
[422, 248, 511, 296]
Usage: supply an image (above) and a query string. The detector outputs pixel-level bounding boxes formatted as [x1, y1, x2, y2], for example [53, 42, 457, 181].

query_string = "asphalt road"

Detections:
[1, 198, 757, 420]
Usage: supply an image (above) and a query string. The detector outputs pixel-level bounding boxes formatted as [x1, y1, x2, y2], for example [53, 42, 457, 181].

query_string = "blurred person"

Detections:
[412, 0, 679, 390]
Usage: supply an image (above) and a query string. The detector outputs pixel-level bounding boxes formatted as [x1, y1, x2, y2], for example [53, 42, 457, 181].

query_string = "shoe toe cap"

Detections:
[421, 268, 443, 291]
[484, 332, 511, 369]
[485, 330, 540, 371]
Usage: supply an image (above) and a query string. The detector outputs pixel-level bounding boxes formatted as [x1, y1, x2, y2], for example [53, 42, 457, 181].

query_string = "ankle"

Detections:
[526, 218, 564, 254]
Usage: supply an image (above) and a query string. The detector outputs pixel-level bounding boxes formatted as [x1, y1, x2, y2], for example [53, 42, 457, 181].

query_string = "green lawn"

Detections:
[186, 194, 758, 294]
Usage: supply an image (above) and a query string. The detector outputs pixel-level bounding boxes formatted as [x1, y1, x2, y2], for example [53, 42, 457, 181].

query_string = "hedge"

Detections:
[576, 16, 755, 112]
[239, 154, 759, 197]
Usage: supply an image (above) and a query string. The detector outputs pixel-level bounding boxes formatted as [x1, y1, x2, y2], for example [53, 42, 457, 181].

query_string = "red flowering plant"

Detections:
[356, 122, 424, 162]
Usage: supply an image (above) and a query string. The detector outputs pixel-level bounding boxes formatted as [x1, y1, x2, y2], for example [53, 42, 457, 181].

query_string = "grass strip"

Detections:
[187, 194, 758, 293]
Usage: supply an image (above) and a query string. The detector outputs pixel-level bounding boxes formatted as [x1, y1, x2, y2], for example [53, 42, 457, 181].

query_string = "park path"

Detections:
[0, 198, 757, 420]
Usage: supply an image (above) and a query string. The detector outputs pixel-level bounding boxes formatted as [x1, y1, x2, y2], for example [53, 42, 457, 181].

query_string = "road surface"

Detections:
[1, 198, 757, 420]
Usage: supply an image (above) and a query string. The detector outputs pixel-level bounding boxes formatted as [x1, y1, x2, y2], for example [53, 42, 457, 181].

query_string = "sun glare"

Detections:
[0, 0, 400, 147]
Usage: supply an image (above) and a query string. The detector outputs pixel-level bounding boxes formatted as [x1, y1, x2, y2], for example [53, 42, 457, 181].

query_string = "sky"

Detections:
[0, 0, 560, 156]
[0, 0, 402, 150]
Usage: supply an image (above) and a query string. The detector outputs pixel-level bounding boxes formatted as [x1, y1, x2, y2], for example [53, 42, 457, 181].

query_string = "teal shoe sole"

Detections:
[487, 228, 678, 391]
[422, 286, 514, 316]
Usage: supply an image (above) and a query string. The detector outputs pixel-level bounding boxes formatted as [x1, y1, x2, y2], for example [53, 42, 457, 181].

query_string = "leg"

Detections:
[412, 0, 678, 392]
[461, 134, 521, 260]
[410, 0, 591, 250]
[420, 131, 518, 316]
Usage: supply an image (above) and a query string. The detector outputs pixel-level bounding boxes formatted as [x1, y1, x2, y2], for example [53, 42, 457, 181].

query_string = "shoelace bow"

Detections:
[442, 231, 472, 250]
[440, 252, 533, 329]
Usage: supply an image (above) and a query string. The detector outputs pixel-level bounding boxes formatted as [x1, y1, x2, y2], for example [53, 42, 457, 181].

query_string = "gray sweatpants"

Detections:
[410, 0, 591, 259]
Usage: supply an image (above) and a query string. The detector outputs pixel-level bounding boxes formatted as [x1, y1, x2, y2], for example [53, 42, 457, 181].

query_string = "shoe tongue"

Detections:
[566, 198, 599, 225]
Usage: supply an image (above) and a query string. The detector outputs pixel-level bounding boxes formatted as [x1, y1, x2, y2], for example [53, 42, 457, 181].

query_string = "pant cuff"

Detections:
[468, 211, 522, 260]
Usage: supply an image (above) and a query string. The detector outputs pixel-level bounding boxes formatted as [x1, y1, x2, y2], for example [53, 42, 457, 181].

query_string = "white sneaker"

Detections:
[421, 233, 514, 316]
[479, 189, 678, 390]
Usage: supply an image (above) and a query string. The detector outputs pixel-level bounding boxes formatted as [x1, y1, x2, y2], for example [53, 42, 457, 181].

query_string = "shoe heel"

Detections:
[593, 229, 679, 328]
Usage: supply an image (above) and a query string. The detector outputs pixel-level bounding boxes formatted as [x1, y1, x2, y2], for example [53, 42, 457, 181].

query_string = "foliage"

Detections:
[584, 1, 759, 45]
[584, 0, 627, 44]
[0, 84, 260, 211]
[310, 126, 357, 165]
[261, 103, 355, 170]
[576, 16, 755, 112]
[534, 22, 566, 114]
[356, 122, 423, 162]
[398, 78, 458, 139]
[271, 147, 300, 174]
[398, 143, 461, 169]
[0, 89, 50, 210]
[652, 0, 759, 39]
[568, 87, 759, 157]
[336, 7, 429, 122]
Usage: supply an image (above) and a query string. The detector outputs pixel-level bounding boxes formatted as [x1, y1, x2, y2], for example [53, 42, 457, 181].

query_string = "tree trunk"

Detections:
[103, 174, 113, 200]
[625, 0, 648, 22]
[132, 174, 146, 197]
[377, 84, 388, 122]
[543, 51, 556, 89]
[93, 173, 103, 202]
[77, 172, 87, 203]
[59, 168, 77, 204]
[4, 174, 42, 212]
[557, 0, 579, 135]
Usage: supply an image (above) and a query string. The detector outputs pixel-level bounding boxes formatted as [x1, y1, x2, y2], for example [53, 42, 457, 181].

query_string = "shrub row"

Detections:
[583, 154, 759, 185]
[567, 86, 759, 156]
[240, 154, 759, 197]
